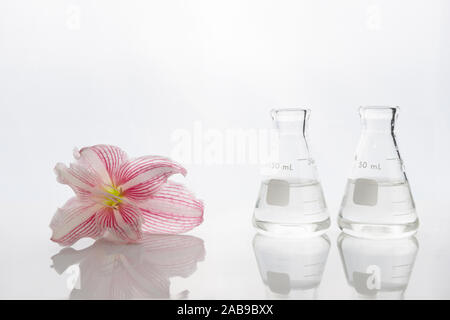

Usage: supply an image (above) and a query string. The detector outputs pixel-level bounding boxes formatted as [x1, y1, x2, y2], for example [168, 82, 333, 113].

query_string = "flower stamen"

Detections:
[102, 185, 123, 208]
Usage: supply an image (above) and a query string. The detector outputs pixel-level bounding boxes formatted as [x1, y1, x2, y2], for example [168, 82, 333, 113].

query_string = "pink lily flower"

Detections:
[50, 145, 204, 246]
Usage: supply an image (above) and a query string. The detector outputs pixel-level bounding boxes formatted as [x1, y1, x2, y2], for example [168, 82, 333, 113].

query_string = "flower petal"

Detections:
[77, 145, 128, 185]
[54, 162, 103, 201]
[96, 204, 143, 243]
[50, 198, 104, 246]
[138, 181, 204, 234]
[115, 156, 187, 200]
[54, 145, 128, 200]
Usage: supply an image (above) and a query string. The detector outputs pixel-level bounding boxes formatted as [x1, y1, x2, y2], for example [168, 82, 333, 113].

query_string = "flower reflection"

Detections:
[51, 233, 205, 299]
[338, 233, 419, 299]
[252, 234, 330, 299]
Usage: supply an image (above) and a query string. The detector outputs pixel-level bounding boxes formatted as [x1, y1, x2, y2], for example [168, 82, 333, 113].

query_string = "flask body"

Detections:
[253, 108, 330, 237]
[338, 107, 418, 238]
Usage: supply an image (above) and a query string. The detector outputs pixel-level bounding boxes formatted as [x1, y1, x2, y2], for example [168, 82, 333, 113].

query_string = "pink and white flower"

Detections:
[50, 145, 204, 246]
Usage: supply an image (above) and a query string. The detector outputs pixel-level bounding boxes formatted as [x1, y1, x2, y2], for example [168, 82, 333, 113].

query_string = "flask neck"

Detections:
[271, 108, 309, 135]
[360, 106, 398, 133]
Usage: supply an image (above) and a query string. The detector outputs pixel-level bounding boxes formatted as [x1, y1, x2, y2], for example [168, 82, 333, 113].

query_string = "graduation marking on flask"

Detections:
[271, 162, 293, 171]
[358, 161, 381, 170]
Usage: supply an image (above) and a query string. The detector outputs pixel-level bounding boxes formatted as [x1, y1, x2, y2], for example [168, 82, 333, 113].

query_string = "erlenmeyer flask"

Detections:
[253, 108, 330, 237]
[338, 233, 419, 300]
[338, 106, 419, 238]
[253, 234, 330, 299]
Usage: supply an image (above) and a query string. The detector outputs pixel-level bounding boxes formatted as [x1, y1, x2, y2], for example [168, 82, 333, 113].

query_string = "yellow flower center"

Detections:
[103, 185, 123, 208]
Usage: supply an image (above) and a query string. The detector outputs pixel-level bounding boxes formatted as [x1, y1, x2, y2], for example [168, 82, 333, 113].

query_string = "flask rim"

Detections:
[270, 108, 311, 121]
[359, 106, 400, 120]
[359, 106, 400, 112]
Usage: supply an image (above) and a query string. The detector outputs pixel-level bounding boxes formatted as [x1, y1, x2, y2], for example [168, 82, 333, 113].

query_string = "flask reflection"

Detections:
[252, 233, 330, 299]
[338, 232, 418, 299]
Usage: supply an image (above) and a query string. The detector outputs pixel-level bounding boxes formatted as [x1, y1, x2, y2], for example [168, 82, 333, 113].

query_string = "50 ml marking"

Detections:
[358, 161, 381, 170]
[271, 162, 293, 171]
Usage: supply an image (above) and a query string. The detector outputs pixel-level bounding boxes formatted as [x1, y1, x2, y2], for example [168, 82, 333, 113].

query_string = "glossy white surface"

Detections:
[1, 208, 450, 299]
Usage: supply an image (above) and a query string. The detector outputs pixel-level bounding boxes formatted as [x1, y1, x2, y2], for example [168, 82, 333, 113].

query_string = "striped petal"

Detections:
[50, 198, 104, 246]
[76, 145, 128, 185]
[54, 145, 128, 200]
[54, 163, 102, 201]
[96, 204, 143, 243]
[138, 181, 204, 234]
[114, 156, 187, 201]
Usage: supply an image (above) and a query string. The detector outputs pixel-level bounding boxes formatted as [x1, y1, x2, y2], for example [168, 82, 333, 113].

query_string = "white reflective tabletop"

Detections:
[1, 204, 449, 299]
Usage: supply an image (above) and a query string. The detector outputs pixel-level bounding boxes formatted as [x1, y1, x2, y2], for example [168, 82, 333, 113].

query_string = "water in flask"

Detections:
[253, 108, 330, 237]
[338, 106, 419, 238]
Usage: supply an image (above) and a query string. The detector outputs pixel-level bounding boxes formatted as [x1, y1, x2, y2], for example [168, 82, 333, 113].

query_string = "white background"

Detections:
[0, 0, 449, 299]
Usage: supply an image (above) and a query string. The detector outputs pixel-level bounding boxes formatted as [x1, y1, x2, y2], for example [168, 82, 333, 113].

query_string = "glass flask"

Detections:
[253, 108, 330, 237]
[338, 233, 419, 300]
[253, 234, 330, 299]
[338, 106, 419, 238]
